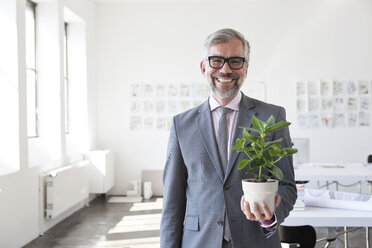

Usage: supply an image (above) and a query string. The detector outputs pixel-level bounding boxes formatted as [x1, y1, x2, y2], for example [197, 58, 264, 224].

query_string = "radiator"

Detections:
[42, 160, 89, 219]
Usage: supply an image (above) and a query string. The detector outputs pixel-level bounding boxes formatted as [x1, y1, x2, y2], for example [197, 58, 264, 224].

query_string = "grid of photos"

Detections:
[130, 82, 209, 131]
[296, 80, 371, 128]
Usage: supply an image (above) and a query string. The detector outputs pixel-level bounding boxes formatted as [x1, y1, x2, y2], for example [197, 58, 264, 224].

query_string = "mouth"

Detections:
[214, 77, 235, 87]
[211, 73, 239, 87]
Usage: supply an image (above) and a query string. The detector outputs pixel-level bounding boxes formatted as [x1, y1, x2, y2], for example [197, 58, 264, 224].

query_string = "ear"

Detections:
[200, 60, 206, 76]
[244, 63, 249, 78]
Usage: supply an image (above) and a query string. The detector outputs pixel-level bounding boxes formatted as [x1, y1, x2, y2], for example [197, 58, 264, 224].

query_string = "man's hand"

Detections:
[240, 195, 281, 222]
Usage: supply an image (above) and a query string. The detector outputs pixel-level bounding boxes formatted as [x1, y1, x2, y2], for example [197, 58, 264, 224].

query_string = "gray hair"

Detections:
[202, 28, 250, 63]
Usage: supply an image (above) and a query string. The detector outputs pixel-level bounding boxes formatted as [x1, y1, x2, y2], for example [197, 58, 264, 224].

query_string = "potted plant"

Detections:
[231, 115, 297, 214]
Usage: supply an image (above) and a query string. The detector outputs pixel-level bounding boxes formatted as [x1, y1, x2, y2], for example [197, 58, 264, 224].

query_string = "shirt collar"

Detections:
[209, 91, 242, 112]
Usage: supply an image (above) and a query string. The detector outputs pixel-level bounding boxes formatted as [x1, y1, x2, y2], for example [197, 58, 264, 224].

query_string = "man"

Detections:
[161, 28, 296, 248]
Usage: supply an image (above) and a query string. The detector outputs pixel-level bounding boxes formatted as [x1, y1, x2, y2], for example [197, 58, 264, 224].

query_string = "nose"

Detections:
[220, 61, 233, 74]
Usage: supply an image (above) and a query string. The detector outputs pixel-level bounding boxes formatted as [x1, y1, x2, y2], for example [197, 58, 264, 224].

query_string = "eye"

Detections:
[211, 58, 224, 64]
[230, 58, 243, 65]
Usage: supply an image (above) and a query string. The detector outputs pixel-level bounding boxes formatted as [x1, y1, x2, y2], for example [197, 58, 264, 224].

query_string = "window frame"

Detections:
[26, 0, 39, 138]
[64, 22, 70, 134]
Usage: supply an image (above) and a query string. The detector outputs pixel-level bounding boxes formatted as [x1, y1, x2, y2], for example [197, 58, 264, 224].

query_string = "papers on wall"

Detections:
[296, 80, 371, 128]
[129, 82, 209, 131]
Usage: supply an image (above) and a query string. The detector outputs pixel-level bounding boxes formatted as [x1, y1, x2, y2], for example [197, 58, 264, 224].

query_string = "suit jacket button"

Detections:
[223, 185, 229, 190]
[217, 221, 224, 226]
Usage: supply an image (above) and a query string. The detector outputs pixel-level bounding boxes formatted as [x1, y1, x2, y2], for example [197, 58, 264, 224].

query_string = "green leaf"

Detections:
[262, 149, 273, 162]
[265, 115, 275, 127]
[270, 166, 284, 180]
[265, 121, 291, 134]
[252, 116, 265, 131]
[283, 148, 298, 156]
[270, 143, 283, 152]
[269, 149, 281, 157]
[265, 138, 283, 147]
[250, 158, 264, 169]
[238, 159, 250, 170]
[239, 126, 261, 135]
[243, 129, 260, 143]
[231, 139, 245, 151]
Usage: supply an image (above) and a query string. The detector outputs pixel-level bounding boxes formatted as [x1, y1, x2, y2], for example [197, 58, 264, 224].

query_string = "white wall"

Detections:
[95, 0, 372, 194]
[0, 0, 96, 247]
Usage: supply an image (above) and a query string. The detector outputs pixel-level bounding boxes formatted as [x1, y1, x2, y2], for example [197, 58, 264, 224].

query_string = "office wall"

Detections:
[95, 0, 372, 194]
[0, 1, 96, 247]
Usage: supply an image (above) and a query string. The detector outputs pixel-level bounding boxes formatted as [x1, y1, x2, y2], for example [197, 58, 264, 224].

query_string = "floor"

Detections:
[24, 196, 369, 248]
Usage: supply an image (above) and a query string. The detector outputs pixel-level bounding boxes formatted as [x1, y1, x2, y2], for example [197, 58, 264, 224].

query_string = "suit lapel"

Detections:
[196, 100, 225, 182]
[225, 94, 256, 181]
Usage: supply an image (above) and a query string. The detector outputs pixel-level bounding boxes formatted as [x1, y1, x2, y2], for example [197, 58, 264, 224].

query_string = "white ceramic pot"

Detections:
[241, 179, 278, 214]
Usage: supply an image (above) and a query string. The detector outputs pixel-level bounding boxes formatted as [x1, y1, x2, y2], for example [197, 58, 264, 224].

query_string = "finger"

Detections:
[253, 202, 265, 221]
[243, 200, 256, 221]
[260, 202, 273, 220]
[275, 195, 281, 209]
[241, 195, 245, 212]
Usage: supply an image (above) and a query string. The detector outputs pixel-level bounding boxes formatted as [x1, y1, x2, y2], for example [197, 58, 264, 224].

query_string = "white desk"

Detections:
[295, 163, 372, 181]
[283, 207, 372, 227]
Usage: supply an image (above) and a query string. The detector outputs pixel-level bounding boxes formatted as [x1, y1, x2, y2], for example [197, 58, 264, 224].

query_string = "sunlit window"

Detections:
[64, 22, 70, 134]
[26, 0, 38, 138]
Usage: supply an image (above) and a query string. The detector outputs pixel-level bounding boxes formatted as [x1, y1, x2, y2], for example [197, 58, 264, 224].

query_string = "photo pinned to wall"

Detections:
[129, 82, 212, 131]
[143, 101, 154, 114]
[333, 81, 344, 95]
[320, 81, 332, 96]
[360, 97, 369, 111]
[131, 83, 141, 97]
[359, 112, 370, 126]
[297, 99, 307, 112]
[156, 84, 166, 97]
[309, 114, 320, 128]
[296, 81, 307, 96]
[347, 97, 357, 111]
[130, 116, 142, 130]
[131, 100, 142, 114]
[156, 117, 167, 130]
[143, 117, 154, 129]
[308, 98, 320, 112]
[333, 97, 345, 111]
[348, 113, 357, 127]
[308, 81, 319, 96]
[347, 81, 357, 95]
[321, 97, 333, 111]
[180, 84, 190, 97]
[358, 81, 370, 95]
[168, 101, 178, 113]
[321, 114, 334, 128]
[143, 84, 154, 98]
[156, 101, 166, 114]
[297, 114, 307, 128]
[168, 84, 178, 97]
[296, 80, 371, 129]
[333, 113, 345, 127]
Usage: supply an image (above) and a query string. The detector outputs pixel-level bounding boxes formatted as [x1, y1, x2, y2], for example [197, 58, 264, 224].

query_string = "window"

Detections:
[0, 0, 20, 175]
[64, 22, 70, 134]
[26, 0, 38, 138]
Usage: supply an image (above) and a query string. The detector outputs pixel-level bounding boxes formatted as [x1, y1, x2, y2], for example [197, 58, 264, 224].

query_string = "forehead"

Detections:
[208, 39, 245, 57]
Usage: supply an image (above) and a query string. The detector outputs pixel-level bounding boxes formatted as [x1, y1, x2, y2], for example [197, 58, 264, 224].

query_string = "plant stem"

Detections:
[244, 151, 252, 160]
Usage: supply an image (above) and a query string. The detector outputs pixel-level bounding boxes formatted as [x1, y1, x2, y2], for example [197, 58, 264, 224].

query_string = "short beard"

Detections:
[207, 73, 245, 100]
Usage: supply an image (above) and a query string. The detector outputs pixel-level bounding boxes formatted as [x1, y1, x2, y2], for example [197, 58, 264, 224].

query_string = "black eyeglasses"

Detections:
[207, 56, 245, 70]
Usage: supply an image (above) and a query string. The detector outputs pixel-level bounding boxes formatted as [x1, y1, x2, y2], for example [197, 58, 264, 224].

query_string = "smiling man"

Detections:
[161, 28, 296, 248]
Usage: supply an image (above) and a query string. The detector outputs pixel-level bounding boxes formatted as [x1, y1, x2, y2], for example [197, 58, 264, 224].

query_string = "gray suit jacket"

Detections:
[161, 93, 297, 248]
